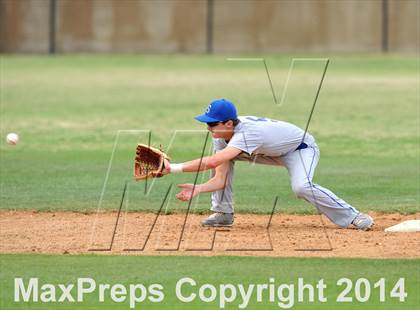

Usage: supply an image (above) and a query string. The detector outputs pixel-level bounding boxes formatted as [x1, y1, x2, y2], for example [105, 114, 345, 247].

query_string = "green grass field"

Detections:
[0, 54, 418, 214]
[0, 255, 419, 310]
[1, 255, 420, 309]
[0, 54, 419, 309]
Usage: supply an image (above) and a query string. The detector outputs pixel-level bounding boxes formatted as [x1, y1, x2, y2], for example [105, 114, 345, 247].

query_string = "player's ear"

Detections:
[225, 120, 234, 127]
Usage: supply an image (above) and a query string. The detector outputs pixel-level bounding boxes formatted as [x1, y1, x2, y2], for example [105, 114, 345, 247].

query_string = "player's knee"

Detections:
[291, 182, 312, 198]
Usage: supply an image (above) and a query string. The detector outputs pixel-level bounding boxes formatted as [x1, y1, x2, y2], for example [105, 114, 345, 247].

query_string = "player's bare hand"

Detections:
[176, 184, 200, 201]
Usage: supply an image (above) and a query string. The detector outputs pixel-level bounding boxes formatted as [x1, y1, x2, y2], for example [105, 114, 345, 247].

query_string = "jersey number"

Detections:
[246, 116, 278, 123]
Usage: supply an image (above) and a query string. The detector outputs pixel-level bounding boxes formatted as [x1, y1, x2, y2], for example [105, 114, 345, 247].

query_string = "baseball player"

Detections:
[164, 99, 374, 230]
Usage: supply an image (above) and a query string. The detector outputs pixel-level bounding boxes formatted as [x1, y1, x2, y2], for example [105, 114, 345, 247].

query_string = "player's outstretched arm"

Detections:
[176, 160, 230, 201]
[168, 146, 241, 174]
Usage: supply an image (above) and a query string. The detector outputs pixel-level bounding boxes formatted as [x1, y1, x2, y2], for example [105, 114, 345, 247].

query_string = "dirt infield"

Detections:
[0, 211, 419, 259]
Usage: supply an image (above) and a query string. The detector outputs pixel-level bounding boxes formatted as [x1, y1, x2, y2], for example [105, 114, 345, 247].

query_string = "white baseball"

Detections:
[6, 132, 19, 145]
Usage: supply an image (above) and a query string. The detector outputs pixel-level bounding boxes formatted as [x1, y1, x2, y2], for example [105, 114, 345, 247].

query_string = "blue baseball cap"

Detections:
[195, 99, 237, 123]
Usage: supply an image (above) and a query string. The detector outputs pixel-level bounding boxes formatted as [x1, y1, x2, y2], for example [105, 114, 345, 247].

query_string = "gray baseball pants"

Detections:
[210, 144, 359, 228]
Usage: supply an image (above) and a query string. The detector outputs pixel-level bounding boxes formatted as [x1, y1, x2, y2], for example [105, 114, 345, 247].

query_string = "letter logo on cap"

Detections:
[206, 104, 212, 114]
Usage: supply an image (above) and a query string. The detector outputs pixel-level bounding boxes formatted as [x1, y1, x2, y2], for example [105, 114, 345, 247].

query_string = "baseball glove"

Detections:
[134, 144, 170, 181]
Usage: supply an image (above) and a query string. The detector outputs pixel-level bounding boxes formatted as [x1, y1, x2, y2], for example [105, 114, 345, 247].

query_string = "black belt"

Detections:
[295, 142, 308, 150]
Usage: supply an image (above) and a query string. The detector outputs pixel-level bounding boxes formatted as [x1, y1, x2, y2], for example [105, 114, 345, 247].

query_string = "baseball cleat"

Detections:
[352, 213, 374, 231]
[201, 212, 234, 227]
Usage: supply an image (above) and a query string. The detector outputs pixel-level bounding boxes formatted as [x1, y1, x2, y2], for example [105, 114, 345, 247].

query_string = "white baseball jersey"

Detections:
[210, 115, 359, 227]
[213, 116, 315, 156]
